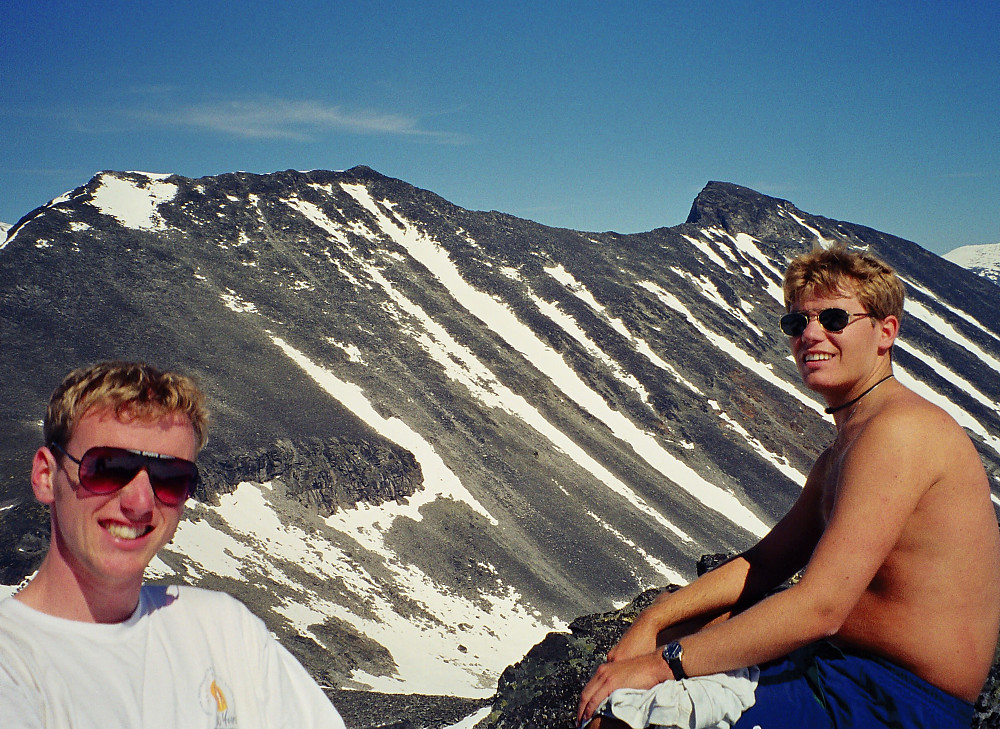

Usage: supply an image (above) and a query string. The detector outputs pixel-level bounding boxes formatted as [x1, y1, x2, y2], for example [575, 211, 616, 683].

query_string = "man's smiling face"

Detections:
[37, 407, 197, 593]
[788, 289, 887, 399]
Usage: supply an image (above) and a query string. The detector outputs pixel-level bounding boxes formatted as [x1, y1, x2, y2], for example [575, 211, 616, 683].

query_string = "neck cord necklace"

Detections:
[825, 374, 894, 415]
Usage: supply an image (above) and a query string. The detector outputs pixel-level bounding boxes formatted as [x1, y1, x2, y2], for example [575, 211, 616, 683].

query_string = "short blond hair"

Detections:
[44, 361, 209, 451]
[783, 244, 905, 321]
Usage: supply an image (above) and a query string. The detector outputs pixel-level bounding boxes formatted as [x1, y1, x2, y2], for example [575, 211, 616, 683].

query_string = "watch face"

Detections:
[663, 642, 682, 661]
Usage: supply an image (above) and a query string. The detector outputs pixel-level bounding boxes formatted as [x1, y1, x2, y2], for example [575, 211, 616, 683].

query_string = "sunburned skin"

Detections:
[814, 380, 1000, 702]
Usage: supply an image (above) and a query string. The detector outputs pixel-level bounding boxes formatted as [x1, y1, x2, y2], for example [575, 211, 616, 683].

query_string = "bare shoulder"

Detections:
[836, 383, 985, 509]
[859, 385, 971, 454]
[853, 386, 992, 530]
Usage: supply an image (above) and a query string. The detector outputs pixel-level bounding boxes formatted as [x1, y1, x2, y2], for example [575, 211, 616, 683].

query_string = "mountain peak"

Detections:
[685, 182, 810, 241]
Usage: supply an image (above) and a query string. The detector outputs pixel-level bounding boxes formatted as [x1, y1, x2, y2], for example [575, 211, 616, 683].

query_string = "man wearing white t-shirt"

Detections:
[0, 361, 346, 729]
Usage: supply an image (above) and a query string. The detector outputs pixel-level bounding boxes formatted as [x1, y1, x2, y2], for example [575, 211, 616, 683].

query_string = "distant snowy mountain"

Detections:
[944, 242, 1000, 285]
[0, 221, 10, 240]
[1, 169, 998, 724]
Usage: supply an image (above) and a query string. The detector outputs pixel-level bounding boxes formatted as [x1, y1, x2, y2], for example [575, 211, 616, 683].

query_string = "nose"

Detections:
[118, 468, 156, 518]
[799, 314, 827, 340]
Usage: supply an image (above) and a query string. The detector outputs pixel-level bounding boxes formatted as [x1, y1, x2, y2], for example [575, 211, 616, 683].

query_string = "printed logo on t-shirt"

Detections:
[199, 669, 238, 728]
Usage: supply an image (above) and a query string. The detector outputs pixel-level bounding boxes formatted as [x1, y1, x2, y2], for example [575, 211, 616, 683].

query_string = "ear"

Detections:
[876, 315, 900, 355]
[31, 447, 59, 505]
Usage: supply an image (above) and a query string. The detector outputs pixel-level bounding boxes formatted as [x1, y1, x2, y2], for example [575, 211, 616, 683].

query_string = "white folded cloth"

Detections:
[590, 666, 759, 729]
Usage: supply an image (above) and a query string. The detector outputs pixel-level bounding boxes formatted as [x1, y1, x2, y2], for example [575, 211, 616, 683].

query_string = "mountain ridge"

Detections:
[1, 168, 998, 709]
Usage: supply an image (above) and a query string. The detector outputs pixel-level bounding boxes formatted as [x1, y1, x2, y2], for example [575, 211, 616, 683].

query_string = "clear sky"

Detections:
[2, 1, 998, 255]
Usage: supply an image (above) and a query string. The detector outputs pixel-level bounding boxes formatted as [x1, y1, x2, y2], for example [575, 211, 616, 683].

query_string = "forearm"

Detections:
[581, 473, 829, 723]
[579, 556, 820, 725]
[677, 580, 841, 677]
[577, 560, 776, 726]
[632, 553, 758, 635]
[637, 532, 811, 634]
[608, 554, 754, 663]
[640, 557, 747, 630]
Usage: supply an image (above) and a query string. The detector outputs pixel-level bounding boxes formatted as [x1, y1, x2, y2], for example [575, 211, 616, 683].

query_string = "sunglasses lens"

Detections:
[779, 313, 808, 337]
[147, 461, 199, 506]
[78, 447, 197, 505]
[817, 308, 851, 332]
[78, 447, 138, 494]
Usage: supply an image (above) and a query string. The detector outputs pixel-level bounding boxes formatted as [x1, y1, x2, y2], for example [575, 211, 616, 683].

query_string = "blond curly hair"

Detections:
[783, 244, 905, 322]
[44, 361, 209, 451]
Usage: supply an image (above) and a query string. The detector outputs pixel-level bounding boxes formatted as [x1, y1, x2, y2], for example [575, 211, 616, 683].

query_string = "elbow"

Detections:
[814, 611, 845, 640]
[792, 585, 851, 641]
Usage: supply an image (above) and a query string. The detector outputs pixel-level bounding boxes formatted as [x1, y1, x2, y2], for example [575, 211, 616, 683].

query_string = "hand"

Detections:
[576, 652, 672, 726]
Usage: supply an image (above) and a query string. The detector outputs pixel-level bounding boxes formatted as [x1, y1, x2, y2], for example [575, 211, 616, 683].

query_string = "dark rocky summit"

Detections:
[484, 587, 666, 729]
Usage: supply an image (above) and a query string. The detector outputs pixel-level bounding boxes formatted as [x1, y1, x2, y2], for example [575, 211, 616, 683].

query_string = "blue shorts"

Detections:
[731, 641, 974, 729]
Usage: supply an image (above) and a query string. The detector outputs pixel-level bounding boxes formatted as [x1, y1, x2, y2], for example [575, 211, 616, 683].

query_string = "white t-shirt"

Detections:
[0, 584, 347, 729]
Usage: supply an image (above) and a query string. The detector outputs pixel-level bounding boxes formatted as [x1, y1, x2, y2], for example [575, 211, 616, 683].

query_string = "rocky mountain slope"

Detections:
[1, 168, 998, 722]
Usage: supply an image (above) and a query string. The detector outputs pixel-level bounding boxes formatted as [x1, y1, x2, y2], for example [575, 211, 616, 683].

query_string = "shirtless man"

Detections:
[0, 361, 346, 728]
[578, 245, 1000, 728]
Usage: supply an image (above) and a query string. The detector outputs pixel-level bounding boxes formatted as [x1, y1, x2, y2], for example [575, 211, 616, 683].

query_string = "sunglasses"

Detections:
[50, 442, 199, 506]
[779, 308, 875, 337]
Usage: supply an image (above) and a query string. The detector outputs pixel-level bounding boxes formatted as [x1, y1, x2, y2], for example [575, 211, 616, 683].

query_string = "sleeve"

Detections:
[236, 601, 347, 729]
[265, 639, 348, 729]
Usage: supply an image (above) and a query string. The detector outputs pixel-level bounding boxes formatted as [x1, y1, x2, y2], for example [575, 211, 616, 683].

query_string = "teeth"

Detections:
[105, 522, 148, 540]
[804, 353, 832, 362]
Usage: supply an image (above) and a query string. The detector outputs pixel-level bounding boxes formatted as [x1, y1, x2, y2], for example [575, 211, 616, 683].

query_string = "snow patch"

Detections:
[88, 173, 178, 230]
[943, 242, 1000, 271]
[165, 481, 559, 696]
[220, 289, 259, 314]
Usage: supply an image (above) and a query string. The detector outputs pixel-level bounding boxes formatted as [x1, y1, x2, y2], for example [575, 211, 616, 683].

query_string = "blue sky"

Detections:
[2, 1, 998, 255]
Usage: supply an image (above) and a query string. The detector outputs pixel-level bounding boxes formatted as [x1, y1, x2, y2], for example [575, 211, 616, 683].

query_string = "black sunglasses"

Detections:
[779, 308, 875, 337]
[50, 442, 199, 506]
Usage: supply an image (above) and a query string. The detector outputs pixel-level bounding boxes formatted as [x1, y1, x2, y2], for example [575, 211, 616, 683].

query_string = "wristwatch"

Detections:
[661, 640, 687, 679]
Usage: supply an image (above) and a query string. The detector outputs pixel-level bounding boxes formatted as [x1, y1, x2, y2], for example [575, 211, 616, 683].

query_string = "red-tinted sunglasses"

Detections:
[50, 442, 199, 506]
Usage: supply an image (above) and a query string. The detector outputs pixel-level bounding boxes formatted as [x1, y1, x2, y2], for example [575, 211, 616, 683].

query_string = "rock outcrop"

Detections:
[198, 437, 423, 512]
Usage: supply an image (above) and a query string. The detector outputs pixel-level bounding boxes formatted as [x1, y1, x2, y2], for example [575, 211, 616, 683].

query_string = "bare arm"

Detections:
[577, 457, 828, 723]
[673, 409, 933, 676]
[608, 455, 829, 662]
[579, 406, 940, 723]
